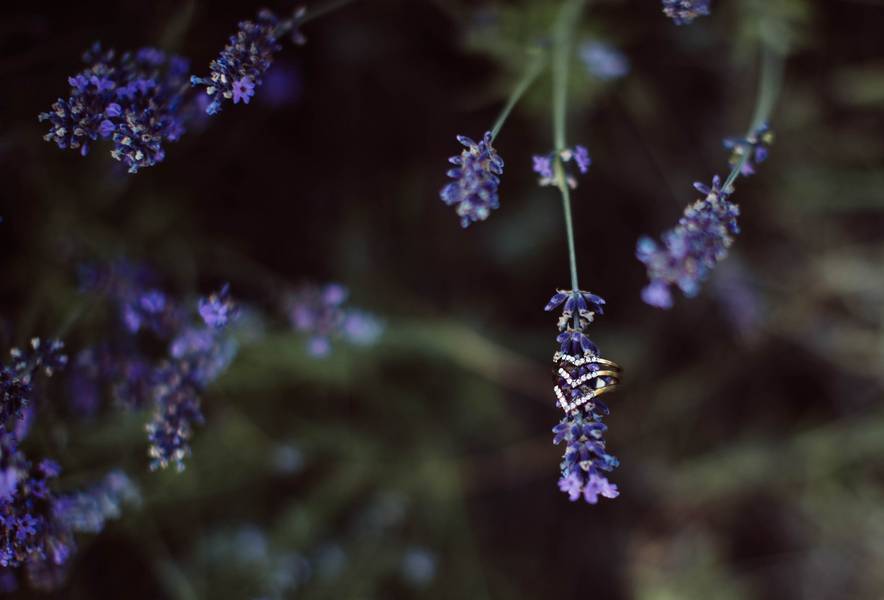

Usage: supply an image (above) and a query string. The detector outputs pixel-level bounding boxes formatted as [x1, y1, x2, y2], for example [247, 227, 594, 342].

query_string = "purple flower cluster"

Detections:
[146, 287, 239, 471]
[77, 263, 241, 469]
[545, 290, 620, 504]
[0, 438, 138, 589]
[661, 0, 711, 25]
[38, 44, 191, 173]
[1, 339, 67, 430]
[440, 132, 505, 228]
[532, 145, 591, 189]
[190, 8, 305, 115]
[288, 284, 383, 358]
[724, 122, 774, 177]
[553, 413, 619, 504]
[637, 176, 739, 308]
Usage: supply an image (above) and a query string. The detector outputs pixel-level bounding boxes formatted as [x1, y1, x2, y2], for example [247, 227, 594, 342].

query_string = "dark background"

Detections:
[1, 0, 883, 598]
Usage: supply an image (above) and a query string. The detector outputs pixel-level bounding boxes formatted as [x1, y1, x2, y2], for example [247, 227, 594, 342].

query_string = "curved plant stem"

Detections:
[490, 50, 547, 142]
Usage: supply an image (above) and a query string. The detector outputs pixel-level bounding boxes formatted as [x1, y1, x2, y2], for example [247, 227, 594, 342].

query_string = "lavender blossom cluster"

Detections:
[147, 286, 239, 471]
[0, 339, 138, 591]
[77, 261, 240, 470]
[440, 132, 505, 227]
[40, 8, 307, 172]
[545, 291, 620, 504]
[191, 8, 306, 115]
[288, 284, 383, 358]
[38, 45, 191, 173]
[637, 123, 774, 308]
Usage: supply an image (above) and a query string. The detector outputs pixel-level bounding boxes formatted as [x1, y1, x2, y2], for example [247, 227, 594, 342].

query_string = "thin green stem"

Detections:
[721, 44, 784, 192]
[490, 50, 547, 142]
[300, 0, 358, 25]
[550, 0, 586, 301]
[552, 0, 584, 151]
[555, 161, 580, 293]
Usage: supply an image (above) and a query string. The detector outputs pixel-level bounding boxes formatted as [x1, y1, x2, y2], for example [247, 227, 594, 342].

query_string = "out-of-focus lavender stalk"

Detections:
[637, 45, 784, 308]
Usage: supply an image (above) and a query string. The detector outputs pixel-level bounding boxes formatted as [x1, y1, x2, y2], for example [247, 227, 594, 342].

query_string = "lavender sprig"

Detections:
[439, 132, 505, 228]
[546, 290, 621, 504]
[190, 8, 306, 115]
[439, 49, 546, 228]
[636, 175, 740, 308]
[146, 286, 239, 471]
[637, 119, 775, 309]
[636, 39, 783, 308]
[542, 0, 623, 505]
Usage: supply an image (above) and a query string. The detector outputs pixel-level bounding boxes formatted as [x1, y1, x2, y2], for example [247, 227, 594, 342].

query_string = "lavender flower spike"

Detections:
[190, 8, 306, 115]
[637, 175, 739, 308]
[146, 286, 239, 471]
[440, 132, 504, 227]
[662, 0, 711, 25]
[547, 290, 622, 504]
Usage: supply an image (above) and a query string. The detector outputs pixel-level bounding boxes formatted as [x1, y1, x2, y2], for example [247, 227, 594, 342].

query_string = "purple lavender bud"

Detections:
[440, 132, 504, 227]
[641, 280, 673, 309]
[723, 123, 774, 178]
[661, 0, 711, 25]
[573, 145, 591, 174]
[0, 469, 18, 500]
[544, 291, 570, 312]
[198, 284, 238, 328]
[140, 290, 166, 313]
[582, 474, 619, 504]
[231, 78, 256, 104]
[532, 155, 554, 180]
[558, 473, 583, 501]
